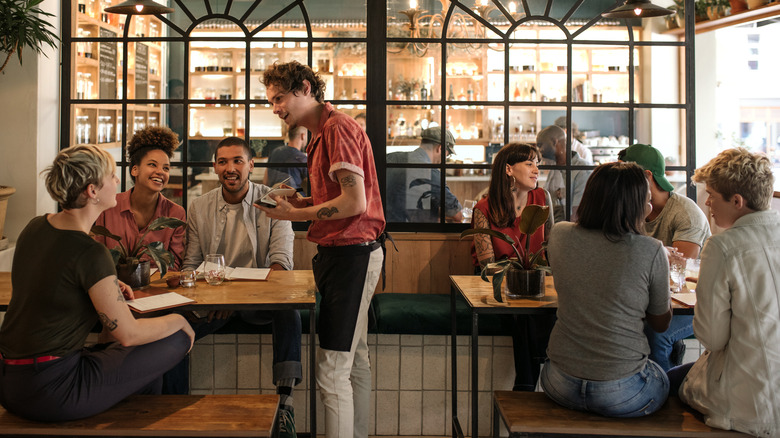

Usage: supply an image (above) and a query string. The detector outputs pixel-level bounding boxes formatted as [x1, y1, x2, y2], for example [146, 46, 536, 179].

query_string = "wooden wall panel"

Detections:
[291, 232, 475, 295]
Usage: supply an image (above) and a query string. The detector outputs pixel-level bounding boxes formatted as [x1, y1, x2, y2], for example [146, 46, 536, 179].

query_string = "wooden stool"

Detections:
[0, 394, 279, 437]
[493, 391, 748, 437]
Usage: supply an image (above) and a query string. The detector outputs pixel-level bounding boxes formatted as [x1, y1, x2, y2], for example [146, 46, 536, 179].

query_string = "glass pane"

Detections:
[189, 165, 218, 208]
[447, 107, 487, 144]
[249, 106, 282, 138]
[388, 44, 442, 102]
[329, 42, 367, 103]
[639, 45, 681, 105]
[485, 43, 505, 102]
[243, 2, 305, 35]
[635, 107, 686, 167]
[445, 4, 503, 40]
[388, 105, 440, 146]
[188, 104, 246, 141]
[385, 165, 464, 224]
[564, 108, 631, 164]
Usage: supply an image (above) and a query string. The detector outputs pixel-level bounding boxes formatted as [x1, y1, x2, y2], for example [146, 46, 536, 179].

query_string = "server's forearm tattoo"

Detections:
[98, 312, 118, 331]
[317, 207, 338, 219]
[340, 174, 357, 188]
[114, 278, 125, 302]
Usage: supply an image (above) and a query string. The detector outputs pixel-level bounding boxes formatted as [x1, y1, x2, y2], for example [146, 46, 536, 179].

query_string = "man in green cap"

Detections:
[386, 126, 463, 222]
[620, 143, 711, 371]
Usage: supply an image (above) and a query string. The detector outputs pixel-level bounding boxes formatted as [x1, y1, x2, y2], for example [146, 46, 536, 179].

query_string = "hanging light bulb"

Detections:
[602, 0, 673, 18]
[104, 0, 174, 15]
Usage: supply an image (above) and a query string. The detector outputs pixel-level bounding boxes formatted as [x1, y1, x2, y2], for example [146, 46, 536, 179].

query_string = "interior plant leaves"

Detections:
[90, 225, 121, 242]
[142, 241, 174, 278]
[517, 204, 549, 235]
[460, 228, 516, 246]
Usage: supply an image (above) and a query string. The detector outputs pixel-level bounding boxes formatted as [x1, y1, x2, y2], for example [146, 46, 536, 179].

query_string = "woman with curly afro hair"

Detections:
[93, 126, 186, 271]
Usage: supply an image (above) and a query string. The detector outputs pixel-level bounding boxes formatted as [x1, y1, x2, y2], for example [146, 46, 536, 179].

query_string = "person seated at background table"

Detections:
[264, 124, 308, 190]
[538, 125, 592, 223]
[542, 161, 672, 417]
[183, 136, 301, 437]
[0, 145, 193, 422]
[668, 148, 780, 437]
[386, 127, 462, 222]
[93, 126, 185, 271]
[553, 116, 592, 164]
[471, 142, 555, 391]
[619, 143, 711, 372]
[354, 112, 367, 131]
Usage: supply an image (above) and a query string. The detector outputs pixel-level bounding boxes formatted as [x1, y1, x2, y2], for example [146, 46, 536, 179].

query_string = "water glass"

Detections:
[204, 254, 226, 286]
[685, 258, 700, 292]
[180, 268, 196, 288]
[461, 199, 476, 223]
[669, 254, 686, 293]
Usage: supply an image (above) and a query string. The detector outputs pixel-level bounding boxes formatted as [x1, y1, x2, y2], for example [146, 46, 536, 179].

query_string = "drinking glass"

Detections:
[685, 258, 700, 292]
[461, 199, 477, 223]
[667, 248, 686, 293]
[204, 254, 226, 286]
[180, 268, 196, 288]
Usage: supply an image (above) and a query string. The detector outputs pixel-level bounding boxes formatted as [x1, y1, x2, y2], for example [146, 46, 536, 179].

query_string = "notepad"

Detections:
[257, 187, 297, 207]
[671, 293, 697, 307]
[127, 292, 194, 313]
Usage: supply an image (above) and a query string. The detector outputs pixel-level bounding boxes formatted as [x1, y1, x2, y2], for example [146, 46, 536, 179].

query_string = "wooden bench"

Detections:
[493, 391, 749, 437]
[0, 394, 279, 437]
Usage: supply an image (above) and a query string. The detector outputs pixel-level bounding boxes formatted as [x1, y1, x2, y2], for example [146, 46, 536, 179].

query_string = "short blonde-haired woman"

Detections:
[669, 148, 780, 437]
[0, 145, 194, 422]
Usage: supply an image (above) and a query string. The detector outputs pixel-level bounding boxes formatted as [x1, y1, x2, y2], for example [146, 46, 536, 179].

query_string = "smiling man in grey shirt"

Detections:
[183, 136, 300, 437]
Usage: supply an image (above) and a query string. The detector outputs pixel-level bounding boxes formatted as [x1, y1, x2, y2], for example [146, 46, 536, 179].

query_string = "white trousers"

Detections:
[316, 247, 382, 438]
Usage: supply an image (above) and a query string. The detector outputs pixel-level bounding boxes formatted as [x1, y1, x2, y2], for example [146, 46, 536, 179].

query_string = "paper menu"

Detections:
[127, 292, 194, 313]
[671, 293, 697, 307]
[193, 263, 271, 281]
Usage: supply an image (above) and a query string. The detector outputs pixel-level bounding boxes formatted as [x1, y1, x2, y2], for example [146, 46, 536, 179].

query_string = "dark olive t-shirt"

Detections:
[0, 215, 116, 358]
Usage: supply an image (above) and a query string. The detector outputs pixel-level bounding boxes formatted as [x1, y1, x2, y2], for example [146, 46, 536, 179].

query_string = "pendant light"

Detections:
[104, 0, 174, 15]
[602, 0, 673, 18]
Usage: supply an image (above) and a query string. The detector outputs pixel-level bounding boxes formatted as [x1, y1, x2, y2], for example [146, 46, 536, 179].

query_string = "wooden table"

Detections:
[0, 270, 318, 437]
[449, 274, 694, 438]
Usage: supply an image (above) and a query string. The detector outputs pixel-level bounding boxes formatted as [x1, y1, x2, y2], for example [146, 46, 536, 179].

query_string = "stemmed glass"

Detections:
[204, 254, 226, 286]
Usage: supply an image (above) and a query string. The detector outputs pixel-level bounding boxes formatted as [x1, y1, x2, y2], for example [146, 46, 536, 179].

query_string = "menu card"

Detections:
[671, 293, 697, 307]
[127, 292, 194, 313]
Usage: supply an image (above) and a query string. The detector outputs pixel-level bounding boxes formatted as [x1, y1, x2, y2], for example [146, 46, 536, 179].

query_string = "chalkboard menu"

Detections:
[98, 28, 117, 99]
[135, 43, 148, 100]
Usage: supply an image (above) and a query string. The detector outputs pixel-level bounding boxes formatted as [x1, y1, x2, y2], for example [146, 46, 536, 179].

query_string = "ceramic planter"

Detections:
[117, 260, 151, 289]
[746, 0, 768, 8]
[730, 0, 748, 11]
[504, 268, 545, 299]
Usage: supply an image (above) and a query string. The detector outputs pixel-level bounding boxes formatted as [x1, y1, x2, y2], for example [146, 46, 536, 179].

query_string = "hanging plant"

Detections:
[0, 0, 60, 75]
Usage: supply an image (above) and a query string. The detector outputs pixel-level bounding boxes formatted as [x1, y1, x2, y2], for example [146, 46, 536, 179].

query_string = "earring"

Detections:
[91, 197, 100, 205]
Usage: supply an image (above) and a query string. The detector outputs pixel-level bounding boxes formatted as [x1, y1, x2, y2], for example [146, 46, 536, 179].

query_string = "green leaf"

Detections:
[143, 241, 174, 278]
[0, 0, 60, 73]
[460, 228, 516, 246]
[91, 225, 121, 242]
[517, 205, 549, 235]
[492, 268, 507, 302]
[147, 217, 186, 231]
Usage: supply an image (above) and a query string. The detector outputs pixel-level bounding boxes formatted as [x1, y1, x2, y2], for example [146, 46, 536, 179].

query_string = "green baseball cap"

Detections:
[621, 144, 675, 192]
[421, 127, 456, 155]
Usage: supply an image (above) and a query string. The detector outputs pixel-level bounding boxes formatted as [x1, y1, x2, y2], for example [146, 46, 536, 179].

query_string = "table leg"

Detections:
[471, 310, 479, 438]
[451, 284, 463, 438]
[309, 308, 317, 437]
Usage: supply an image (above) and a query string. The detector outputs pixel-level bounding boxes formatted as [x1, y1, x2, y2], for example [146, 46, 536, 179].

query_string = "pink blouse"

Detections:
[93, 189, 186, 270]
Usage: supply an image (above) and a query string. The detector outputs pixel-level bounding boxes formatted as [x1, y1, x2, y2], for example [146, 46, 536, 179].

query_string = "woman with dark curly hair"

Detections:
[94, 126, 185, 270]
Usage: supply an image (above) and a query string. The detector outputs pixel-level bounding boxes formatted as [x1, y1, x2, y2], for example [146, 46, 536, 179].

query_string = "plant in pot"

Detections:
[460, 204, 551, 303]
[0, 0, 60, 75]
[91, 217, 186, 289]
[694, 0, 711, 21]
[670, 0, 685, 27]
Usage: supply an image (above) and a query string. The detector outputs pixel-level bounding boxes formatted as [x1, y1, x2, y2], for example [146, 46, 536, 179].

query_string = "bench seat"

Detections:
[0, 394, 279, 437]
[493, 391, 748, 437]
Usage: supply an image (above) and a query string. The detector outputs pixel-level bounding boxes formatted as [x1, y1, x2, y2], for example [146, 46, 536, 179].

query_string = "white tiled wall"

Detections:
[189, 333, 517, 437]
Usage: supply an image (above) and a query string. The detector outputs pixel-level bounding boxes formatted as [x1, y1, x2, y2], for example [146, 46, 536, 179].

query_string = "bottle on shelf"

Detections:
[529, 84, 537, 101]
[513, 82, 521, 100]
[362, 88, 367, 99]
[458, 88, 466, 101]
[448, 84, 455, 101]
[78, 0, 86, 14]
[388, 113, 394, 139]
[339, 89, 348, 100]
[237, 116, 245, 137]
[467, 83, 474, 101]
[395, 113, 406, 138]
[388, 79, 393, 100]
[352, 88, 359, 100]
[420, 82, 428, 100]
[523, 82, 530, 102]
[494, 116, 504, 141]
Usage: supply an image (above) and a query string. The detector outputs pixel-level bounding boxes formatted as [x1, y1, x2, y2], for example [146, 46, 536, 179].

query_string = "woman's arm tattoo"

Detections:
[98, 312, 118, 331]
[317, 207, 339, 219]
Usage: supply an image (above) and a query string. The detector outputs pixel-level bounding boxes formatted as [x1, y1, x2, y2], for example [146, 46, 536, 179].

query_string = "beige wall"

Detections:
[293, 232, 475, 294]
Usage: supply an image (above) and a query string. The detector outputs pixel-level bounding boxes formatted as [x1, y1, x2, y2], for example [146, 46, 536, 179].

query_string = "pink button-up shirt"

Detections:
[93, 189, 186, 270]
[306, 102, 385, 246]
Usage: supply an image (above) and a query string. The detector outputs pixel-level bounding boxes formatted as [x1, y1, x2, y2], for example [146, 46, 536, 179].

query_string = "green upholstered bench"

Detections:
[370, 292, 507, 336]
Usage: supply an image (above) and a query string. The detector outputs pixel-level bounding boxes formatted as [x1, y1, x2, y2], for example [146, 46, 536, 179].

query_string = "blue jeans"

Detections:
[644, 315, 694, 371]
[540, 359, 670, 418]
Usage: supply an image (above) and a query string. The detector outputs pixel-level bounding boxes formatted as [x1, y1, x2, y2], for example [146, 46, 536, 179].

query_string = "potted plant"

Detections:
[694, 0, 711, 21]
[460, 204, 551, 302]
[0, 0, 59, 75]
[670, 0, 685, 27]
[91, 217, 186, 289]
